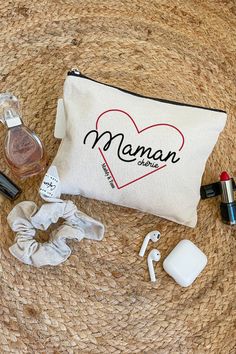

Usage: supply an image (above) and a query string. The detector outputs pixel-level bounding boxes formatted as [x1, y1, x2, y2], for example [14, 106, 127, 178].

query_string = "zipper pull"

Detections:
[68, 68, 81, 76]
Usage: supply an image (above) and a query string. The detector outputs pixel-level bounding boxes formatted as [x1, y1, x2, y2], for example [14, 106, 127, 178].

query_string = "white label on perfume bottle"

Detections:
[54, 99, 66, 139]
[40, 173, 60, 198]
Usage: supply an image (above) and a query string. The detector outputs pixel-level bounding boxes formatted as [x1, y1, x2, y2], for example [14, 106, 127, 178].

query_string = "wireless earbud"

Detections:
[139, 230, 161, 257]
[147, 249, 161, 282]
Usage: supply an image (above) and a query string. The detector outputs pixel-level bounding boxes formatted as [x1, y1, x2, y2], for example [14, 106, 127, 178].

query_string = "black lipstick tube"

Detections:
[0, 172, 21, 200]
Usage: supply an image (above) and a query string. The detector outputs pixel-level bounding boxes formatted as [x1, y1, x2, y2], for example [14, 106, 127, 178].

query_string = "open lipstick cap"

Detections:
[201, 178, 236, 199]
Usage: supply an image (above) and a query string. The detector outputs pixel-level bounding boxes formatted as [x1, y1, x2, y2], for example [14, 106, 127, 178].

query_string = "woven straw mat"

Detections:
[0, 1, 235, 353]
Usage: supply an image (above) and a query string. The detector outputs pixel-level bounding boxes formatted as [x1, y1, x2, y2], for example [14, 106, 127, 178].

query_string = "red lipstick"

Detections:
[220, 171, 230, 182]
[219, 171, 236, 225]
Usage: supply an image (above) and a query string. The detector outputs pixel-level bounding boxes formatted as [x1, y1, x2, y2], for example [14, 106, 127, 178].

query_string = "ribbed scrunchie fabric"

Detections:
[7, 166, 105, 267]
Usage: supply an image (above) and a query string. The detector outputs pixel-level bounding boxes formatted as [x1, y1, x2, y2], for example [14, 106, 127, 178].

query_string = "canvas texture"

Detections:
[53, 74, 227, 227]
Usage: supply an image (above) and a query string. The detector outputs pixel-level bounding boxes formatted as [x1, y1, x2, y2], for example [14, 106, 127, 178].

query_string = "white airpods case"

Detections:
[163, 239, 207, 287]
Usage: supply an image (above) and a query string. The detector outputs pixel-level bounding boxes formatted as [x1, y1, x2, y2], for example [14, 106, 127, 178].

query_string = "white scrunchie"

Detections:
[7, 166, 105, 267]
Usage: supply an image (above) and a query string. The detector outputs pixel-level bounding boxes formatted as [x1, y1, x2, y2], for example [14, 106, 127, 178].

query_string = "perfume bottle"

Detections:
[0, 93, 46, 179]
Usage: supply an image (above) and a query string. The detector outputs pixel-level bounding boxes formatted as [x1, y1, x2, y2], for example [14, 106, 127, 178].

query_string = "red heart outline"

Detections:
[96, 109, 185, 189]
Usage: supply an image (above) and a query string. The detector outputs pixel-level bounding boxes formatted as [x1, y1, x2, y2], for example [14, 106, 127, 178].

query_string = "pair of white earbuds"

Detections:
[139, 230, 161, 282]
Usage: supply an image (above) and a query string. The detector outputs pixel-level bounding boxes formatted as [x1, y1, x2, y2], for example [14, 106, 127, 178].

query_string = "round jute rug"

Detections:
[0, 1, 235, 353]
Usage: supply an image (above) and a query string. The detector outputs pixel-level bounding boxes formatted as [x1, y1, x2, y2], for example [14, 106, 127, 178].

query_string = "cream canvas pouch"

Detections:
[52, 69, 227, 227]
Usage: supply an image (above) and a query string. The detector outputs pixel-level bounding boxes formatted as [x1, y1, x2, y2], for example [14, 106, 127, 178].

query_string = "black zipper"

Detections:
[67, 69, 226, 113]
